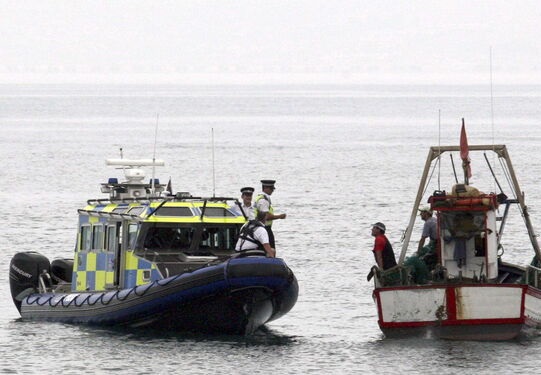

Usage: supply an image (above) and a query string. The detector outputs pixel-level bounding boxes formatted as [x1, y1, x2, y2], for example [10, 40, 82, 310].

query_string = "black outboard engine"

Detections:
[51, 258, 74, 283]
[9, 252, 50, 313]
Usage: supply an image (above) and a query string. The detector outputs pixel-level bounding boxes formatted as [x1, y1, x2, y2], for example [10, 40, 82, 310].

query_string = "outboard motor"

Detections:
[51, 258, 74, 284]
[9, 252, 50, 313]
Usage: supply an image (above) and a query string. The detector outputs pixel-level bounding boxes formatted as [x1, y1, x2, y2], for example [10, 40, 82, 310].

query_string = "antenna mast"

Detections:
[151, 113, 159, 195]
[490, 47, 495, 145]
[212, 127, 216, 197]
[489, 47, 497, 193]
[438, 109, 441, 190]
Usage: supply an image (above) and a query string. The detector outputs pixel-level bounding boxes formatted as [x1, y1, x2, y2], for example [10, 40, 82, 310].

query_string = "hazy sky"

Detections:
[1, 0, 540, 84]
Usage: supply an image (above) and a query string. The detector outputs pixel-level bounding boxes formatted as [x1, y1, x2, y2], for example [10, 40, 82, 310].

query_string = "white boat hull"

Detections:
[373, 284, 541, 340]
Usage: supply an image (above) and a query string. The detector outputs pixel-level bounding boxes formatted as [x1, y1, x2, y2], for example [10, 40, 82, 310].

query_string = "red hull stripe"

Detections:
[374, 284, 525, 293]
[380, 317, 524, 329]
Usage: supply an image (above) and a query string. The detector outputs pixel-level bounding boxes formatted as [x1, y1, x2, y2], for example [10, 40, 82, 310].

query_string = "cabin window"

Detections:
[112, 206, 129, 214]
[80, 225, 92, 251]
[153, 206, 193, 217]
[200, 226, 238, 250]
[143, 226, 196, 250]
[138, 224, 239, 252]
[441, 212, 485, 237]
[440, 211, 487, 257]
[127, 223, 139, 249]
[106, 225, 118, 252]
[92, 225, 105, 250]
[127, 206, 145, 216]
[202, 207, 235, 217]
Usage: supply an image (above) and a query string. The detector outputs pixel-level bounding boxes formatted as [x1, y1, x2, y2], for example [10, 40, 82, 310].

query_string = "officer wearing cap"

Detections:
[232, 186, 255, 220]
[371, 222, 397, 270]
[254, 179, 286, 248]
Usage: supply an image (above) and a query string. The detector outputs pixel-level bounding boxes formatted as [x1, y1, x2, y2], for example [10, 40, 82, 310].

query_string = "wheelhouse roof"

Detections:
[79, 198, 246, 224]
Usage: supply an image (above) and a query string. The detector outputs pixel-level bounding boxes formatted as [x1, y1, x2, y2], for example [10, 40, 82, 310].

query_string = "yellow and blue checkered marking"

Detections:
[74, 251, 115, 291]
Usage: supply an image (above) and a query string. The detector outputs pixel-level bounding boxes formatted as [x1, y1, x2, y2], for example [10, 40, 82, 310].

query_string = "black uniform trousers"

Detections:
[265, 226, 275, 248]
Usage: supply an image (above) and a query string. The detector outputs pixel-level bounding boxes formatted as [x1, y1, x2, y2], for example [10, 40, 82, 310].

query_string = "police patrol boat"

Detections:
[370, 121, 541, 340]
[9, 158, 298, 335]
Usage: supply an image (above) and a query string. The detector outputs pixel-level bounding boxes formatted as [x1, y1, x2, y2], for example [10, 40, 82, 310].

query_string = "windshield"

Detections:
[136, 223, 240, 253]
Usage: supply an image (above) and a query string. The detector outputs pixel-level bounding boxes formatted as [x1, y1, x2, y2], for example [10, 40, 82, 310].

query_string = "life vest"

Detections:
[237, 220, 265, 250]
[254, 194, 274, 227]
[373, 235, 397, 270]
[382, 237, 397, 270]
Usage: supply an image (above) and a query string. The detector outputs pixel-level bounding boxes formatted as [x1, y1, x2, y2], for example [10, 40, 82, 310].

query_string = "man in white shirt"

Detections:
[232, 186, 255, 220]
[254, 179, 286, 248]
[235, 211, 275, 257]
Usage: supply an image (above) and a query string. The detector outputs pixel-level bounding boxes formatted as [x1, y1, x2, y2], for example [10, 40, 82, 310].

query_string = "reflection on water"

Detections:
[80, 324, 299, 347]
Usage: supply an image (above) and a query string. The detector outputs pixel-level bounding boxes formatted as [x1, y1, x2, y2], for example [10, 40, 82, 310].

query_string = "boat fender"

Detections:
[9, 252, 50, 312]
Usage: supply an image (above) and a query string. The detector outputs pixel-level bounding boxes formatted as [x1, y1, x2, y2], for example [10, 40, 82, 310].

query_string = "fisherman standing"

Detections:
[235, 211, 276, 257]
[371, 222, 397, 270]
[232, 186, 255, 220]
[417, 206, 438, 267]
[254, 179, 286, 248]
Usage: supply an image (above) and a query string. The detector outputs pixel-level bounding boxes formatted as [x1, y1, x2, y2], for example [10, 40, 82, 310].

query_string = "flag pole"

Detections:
[460, 118, 471, 185]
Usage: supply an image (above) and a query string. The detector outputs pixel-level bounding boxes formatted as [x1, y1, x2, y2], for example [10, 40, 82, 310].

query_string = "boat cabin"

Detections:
[430, 187, 500, 281]
[72, 159, 246, 292]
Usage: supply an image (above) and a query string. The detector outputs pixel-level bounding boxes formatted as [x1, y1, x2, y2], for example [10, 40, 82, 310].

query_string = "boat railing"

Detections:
[38, 271, 53, 294]
[87, 195, 239, 206]
[77, 209, 145, 221]
[525, 264, 541, 288]
[373, 265, 412, 288]
[87, 196, 167, 205]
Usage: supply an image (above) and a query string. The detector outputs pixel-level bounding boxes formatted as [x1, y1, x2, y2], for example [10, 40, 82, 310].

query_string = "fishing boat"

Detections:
[370, 121, 541, 340]
[9, 157, 298, 335]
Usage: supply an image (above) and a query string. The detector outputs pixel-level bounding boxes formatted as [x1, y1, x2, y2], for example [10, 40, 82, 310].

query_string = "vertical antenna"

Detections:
[212, 127, 216, 197]
[151, 113, 159, 195]
[119, 147, 125, 179]
[489, 47, 497, 193]
[490, 47, 495, 146]
[438, 109, 441, 190]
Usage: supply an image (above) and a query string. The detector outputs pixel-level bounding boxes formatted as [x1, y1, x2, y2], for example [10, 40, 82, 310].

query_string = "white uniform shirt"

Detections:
[235, 224, 269, 251]
[230, 202, 255, 220]
[255, 192, 271, 213]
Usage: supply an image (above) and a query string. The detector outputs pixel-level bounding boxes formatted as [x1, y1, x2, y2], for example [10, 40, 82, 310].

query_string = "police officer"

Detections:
[254, 179, 286, 248]
[235, 211, 275, 257]
[232, 186, 255, 220]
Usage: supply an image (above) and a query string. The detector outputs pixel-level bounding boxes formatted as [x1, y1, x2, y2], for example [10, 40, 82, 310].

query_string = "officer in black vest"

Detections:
[235, 211, 276, 257]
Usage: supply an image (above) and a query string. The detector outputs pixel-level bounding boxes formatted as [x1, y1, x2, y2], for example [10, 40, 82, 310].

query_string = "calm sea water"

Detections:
[2, 84, 541, 374]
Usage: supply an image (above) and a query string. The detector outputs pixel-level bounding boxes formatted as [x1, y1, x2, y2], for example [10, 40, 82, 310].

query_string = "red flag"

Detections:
[460, 119, 472, 179]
